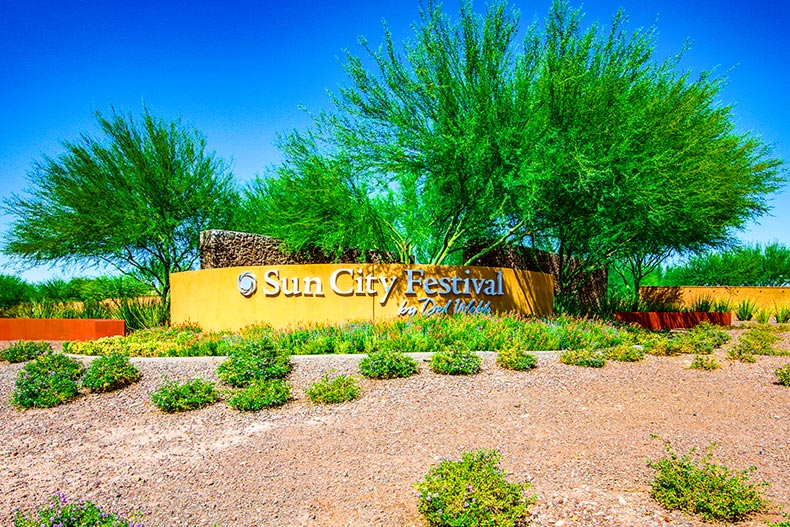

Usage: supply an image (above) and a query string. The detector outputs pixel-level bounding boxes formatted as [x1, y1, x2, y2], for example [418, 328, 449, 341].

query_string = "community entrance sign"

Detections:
[171, 264, 553, 331]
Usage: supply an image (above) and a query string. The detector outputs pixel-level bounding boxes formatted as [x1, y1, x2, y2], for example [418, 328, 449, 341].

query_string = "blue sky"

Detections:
[1, 0, 788, 282]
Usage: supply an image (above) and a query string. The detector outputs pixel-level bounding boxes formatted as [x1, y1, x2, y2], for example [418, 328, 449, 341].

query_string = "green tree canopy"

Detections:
[2, 107, 238, 309]
[660, 243, 790, 287]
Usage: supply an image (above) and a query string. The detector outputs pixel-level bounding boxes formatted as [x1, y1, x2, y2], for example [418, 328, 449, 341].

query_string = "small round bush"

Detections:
[151, 377, 218, 413]
[559, 348, 606, 368]
[227, 378, 291, 411]
[430, 349, 481, 375]
[217, 336, 292, 387]
[305, 373, 360, 404]
[496, 346, 538, 371]
[360, 349, 420, 379]
[82, 352, 141, 393]
[776, 364, 790, 386]
[414, 449, 535, 527]
[689, 354, 720, 371]
[12, 353, 85, 409]
[605, 344, 645, 362]
[0, 341, 52, 363]
[14, 493, 143, 527]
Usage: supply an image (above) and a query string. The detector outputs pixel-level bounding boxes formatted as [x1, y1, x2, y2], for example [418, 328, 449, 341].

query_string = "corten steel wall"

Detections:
[0, 318, 125, 341]
[641, 286, 790, 312]
[171, 264, 554, 332]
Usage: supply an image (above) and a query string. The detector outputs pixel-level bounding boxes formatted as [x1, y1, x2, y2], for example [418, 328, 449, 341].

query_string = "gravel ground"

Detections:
[1, 331, 789, 527]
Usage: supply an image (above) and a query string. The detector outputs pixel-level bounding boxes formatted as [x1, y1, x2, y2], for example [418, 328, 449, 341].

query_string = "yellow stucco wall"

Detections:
[640, 286, 790, 312]
[171, 264, 554, 332]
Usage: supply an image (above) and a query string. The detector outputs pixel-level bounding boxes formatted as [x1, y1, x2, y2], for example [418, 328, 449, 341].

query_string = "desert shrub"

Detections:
[496, 346, 538, 371]
[735, 299, 757, 321]
[64, 324, 211, 357]
[359, 349, 420, 379]
[0, 341, 52, 363]
[643, 334, 684, 356]
[150, 377, 218, 413]
[648, 440, 770, 522]
[430, 349, 482, 375]
[81, 352, 141, 393]
[726, 345, 756, 363]
[689, 295, 714, 312]
[13, 493, 144, 527]
[414, 449, 535, 527]
[689, 354, 719, 370]
[755, 308, 772, 324]
[216, 336, 291, 387]
[559, 348, 606, 368]
[775, 304, 790, 324]
[775, 364, 790, 386]
[689, 322, 731, 348]
[12, 353, 85, 409]
[226, 378, 291, 411]
[711, 299, 732, 313]
[605, 344, 645, 362]
[305, 373, 360, 404]
[738, 326, 782, 355]
[109, 297, 168, 330]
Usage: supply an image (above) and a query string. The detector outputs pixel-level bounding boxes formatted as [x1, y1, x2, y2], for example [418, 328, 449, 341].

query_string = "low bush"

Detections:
[81, 353, 141, 393]
[430, 349, 482, 375]
[12, 353, 85, 409]
[359, 349, 420, 379]
[775, 304, 790, 324]
[305, 373, 361, 404]
[13, 493, 144, 527]
[644, 323, 729, 357]
[496, 346, 538, 371]
[414, 448, 535, 527]
[736, 326, 782, 356]
[776, 364, 790, 386]
[735, 299, 757, 321]
[150, 377, 218, 413]
[726, 345, 756, 363]
[689, 354, 720, 371]
[559, 348, 606, 368]
[216, 336, 292, 387]
[605, 344, 645, 362]
[648, 440, 770, 522]
[0, 341, 51, 363]
[226, 378, 291, 411]
[755, 308, 772, 324]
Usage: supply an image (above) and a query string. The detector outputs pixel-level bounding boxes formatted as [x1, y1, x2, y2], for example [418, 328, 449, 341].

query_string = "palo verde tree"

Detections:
[2, 107, 237, 312]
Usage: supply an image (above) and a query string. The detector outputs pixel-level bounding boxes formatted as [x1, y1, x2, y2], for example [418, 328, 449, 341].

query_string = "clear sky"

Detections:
[1, 0, 788, 282]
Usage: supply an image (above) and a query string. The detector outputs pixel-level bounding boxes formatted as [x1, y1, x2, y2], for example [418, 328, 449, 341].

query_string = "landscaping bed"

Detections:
[1, 329, 790, 526]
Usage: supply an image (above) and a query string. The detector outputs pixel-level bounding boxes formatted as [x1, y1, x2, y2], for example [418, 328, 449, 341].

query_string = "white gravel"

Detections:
[1, 336, 790, 526]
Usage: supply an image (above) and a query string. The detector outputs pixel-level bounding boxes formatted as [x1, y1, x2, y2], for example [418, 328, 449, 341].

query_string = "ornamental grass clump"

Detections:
[414, 449, 536, 527]
[735, 299, 757, 321]
[775, 304, 790, 324]
[305, 373, 361, 404]
[13, 493, 144, 527]
[226, 378, 291, 411]
[359, 349, 420, 379]
[430, 349, 482, 375]
[496, 346, 538, 371]
[217, 336, 291, 387]
[13, 353, 85, 409]
[648, 440, 770, 522]
[150, 377, 218, 413]
[82, 352, 141, 393]
[0, 340, 51, 363]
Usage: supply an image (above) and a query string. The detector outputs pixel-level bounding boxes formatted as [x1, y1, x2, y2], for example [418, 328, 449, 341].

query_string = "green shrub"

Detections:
[13, 493, 143, 527]
[689, 295, 714, 312]
[689, 354, 719, 370]
[414, 449, 535, 527]
[305, 373, 361, 404]
[775, 304, 790, 324]
[559, 348, 606, 368]
[775, 364, 790, 386]
[430, 349, 482, 375]
[359, 349, 420, 379]
[150, 377, 218, 413]
[735, 299, 757, 321]
[216, 336, 292, 387]
[0, 341, 51, 363]
[226, 378, 291, 411]
[605, 344, 645, 362]
[496, 346, 538, 371]
[648, 440, 770, 522]
[755, 308, 772, 324]
[82, 352, 141, 393]
[711, 299, 732, 313]
[726, 345, 756, 363]
[738, 325, 782, 355]
[12, 353, 85, 409]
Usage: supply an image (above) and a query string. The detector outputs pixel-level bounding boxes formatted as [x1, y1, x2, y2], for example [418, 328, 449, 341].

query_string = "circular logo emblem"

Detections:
[237, 272, 257, 297]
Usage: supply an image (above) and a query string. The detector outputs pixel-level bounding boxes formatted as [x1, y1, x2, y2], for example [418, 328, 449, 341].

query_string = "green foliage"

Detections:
[2, 106, 238, 309]
[559, 348, 607, 368]
[359, 349, 420, 379]
[775, 364, 790, 386]
[648, 440, 770, 522]
[82, 353, 141, 393]
[774, 304, 790, 324]
[644, 323, 729, 356]
[605, 344, 645, 362]
[13, 493, 144, 527]
[150, 377, 218, 413]
[0, 341, 52, 363]
[689, 354, 720, 371]
[496, 346, 538, 371]
[216, 336, 292, 387]
[305, 373, 361, 404]
[0, 274, 33, 310]
[12, 353, 85, 408]
[711, 299, 732, 313]
[689, 295, 714, 312]
[64, 325, 227, 358]
[414, 449, 535, 527]
[735, 299, 757, 321]
[226, 378, 291, 411]
[736, 326, 782, 356]
[661, 243, 790, 287]
[430, 349, 482, 375]
[755, 308, 772, 324]
[726, 345, 756, 364]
